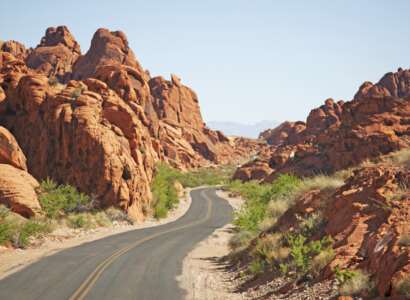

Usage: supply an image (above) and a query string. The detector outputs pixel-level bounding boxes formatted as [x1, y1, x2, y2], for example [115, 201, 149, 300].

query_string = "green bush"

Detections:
[17, 221, 48, 248]
[280, 234, 333, 276]
[67, 213, 98, 230]
[0, 205, 14, 245]
[226, 174, 301, 233]
[48, 76, 59, 86]
[37, 178, 90, 219]
[177, 165, 235, 188]
[151, 163, 180, 219]
[250, 261, 263, 274]
[70, 87, 86, 99]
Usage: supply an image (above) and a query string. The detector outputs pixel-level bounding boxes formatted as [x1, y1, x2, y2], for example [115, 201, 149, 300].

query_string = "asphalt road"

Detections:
[0, 187, 233, 300]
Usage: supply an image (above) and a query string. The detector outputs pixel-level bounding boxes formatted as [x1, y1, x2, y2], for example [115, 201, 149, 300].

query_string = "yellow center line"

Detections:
[69, 190, 213, 300]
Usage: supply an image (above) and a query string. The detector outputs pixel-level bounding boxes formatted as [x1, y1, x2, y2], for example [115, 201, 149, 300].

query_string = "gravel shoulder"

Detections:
[178, 190, 245, 300]
[0, 188, 195, 281]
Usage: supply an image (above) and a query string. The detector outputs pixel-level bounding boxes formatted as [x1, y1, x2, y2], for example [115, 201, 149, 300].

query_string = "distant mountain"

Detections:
[207, 120, 280, 138]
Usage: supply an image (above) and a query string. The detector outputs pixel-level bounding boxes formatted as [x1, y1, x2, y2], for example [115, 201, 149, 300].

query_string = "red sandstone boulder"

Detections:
[25, 26, 81, 79]
[0, 126, 27, 171]
[0, 164, 42, 218]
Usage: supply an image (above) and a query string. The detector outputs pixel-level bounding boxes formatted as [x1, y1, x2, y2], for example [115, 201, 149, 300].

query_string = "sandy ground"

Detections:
[0, 188, 195, 281]
[178, 190, 246, 300]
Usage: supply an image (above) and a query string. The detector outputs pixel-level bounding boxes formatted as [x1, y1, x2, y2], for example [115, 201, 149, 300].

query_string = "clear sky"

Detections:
[1, 0, 409, 124]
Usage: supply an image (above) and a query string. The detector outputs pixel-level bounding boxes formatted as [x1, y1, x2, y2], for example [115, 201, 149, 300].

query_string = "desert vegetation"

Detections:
[0, 178, 133, 248]
[151, 163, 235, 219]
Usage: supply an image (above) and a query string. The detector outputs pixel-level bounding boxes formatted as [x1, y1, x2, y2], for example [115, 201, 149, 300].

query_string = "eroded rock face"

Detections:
[25, 26, 81, 79]
[235, 69, 410, 182]
[0, 126, 27, 171]
[0, 164, 41, 218]
[324, 165, 409, 297]
[354, 68, 410, 100]
[0, 54, 154, 220]
[0, 41, 28, 60]
[259, 121, 306, 146]
[71, 28, 148, 81]
[306, 98, 343, 140]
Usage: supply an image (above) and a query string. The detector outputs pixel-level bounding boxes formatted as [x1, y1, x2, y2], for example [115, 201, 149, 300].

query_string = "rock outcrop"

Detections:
[235, 69, 410, 182]
[0, 26, 260, 219]
[71, 28, 148, 82]
[259, 121, 306, 146]
[0, 52, 154, 220]
[25, 26, 81, 79]
[354, 68, 410, 100]
[325, 164, 409, 297]
[0, 40, 28, 60]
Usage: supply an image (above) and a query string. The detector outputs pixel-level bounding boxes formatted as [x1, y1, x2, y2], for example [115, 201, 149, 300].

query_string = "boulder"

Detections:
[0, 164, 41, 218]
[0, 126, 27, 171]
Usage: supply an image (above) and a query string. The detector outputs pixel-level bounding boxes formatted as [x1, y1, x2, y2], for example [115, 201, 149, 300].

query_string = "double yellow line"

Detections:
[69, 190, 212, 300]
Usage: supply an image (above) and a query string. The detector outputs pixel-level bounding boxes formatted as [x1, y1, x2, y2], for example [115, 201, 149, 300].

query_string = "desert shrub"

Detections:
[294, 174, 344, 196]
[257, 216, 277, 232]
[154, 205, 168, 219]
[338, 270, 375, 296]
[398, 235, 410, 247]
[16, 220, 49, 248]
[267, 197, 289, 219]
[390, 147, 410, 170]
[280, 234, 333, 276]
[395, 274, 410, 298]
[37, 178, 90, 219]
[94, 212, 112, 228]
[229, 230, 254, 249]
[228, 174, 301, 233]
[67, 213, 99, 230]
[297, 212, 326, 238]
[268, 247, 291, 267]
[48, 76, 59, 86]
[309, 248, 335, 277]
[177, 165, 235, 188]
[250, 261, 263, 274]
[0, 205, 14, 245]
[70, 87, 86, 99]
[105, 207, 131, 223]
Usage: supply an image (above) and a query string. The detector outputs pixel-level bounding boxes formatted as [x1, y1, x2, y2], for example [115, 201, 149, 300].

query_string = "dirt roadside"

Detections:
[178, 190, 245, 300]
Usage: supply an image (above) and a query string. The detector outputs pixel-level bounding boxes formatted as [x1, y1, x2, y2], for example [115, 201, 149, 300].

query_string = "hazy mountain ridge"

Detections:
[207, 120, 280, 138]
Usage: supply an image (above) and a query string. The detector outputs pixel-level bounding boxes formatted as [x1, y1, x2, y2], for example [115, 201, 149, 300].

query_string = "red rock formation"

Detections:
[354, 68, 410, 100]
[0, 164, 42, 218]
[259, 121, 306, 146]
[236, 69, 410, 182]
[0, 41, 28, 60]
[306, 98, 343, 140]
[0, 53, 154, 220]
[324, 164, 409, 297]
[71, 28, 149, 82]
[232, 159, 272, 182]
[0, 126, 27, 171]
[25, 26, 81, 79]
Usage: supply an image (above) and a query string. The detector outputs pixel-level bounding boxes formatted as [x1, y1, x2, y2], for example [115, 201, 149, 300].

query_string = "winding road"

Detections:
[0, 187, 233, 300]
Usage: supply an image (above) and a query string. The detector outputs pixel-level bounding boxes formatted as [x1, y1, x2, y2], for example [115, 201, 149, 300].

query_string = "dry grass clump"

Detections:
[229, 230, 254, 249]
[267, 197, 289, 219]
[395, 274, 410, 298]
[105, 207, 131, 223]
[339, 271, 375, 296]
[295, 174, 344, 196]
[390, 147, 410, 170]
[309, 248, 335, 277]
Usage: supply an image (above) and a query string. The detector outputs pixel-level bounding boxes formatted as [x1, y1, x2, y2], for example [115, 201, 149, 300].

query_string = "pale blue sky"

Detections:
[1, 0, 409, 124]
